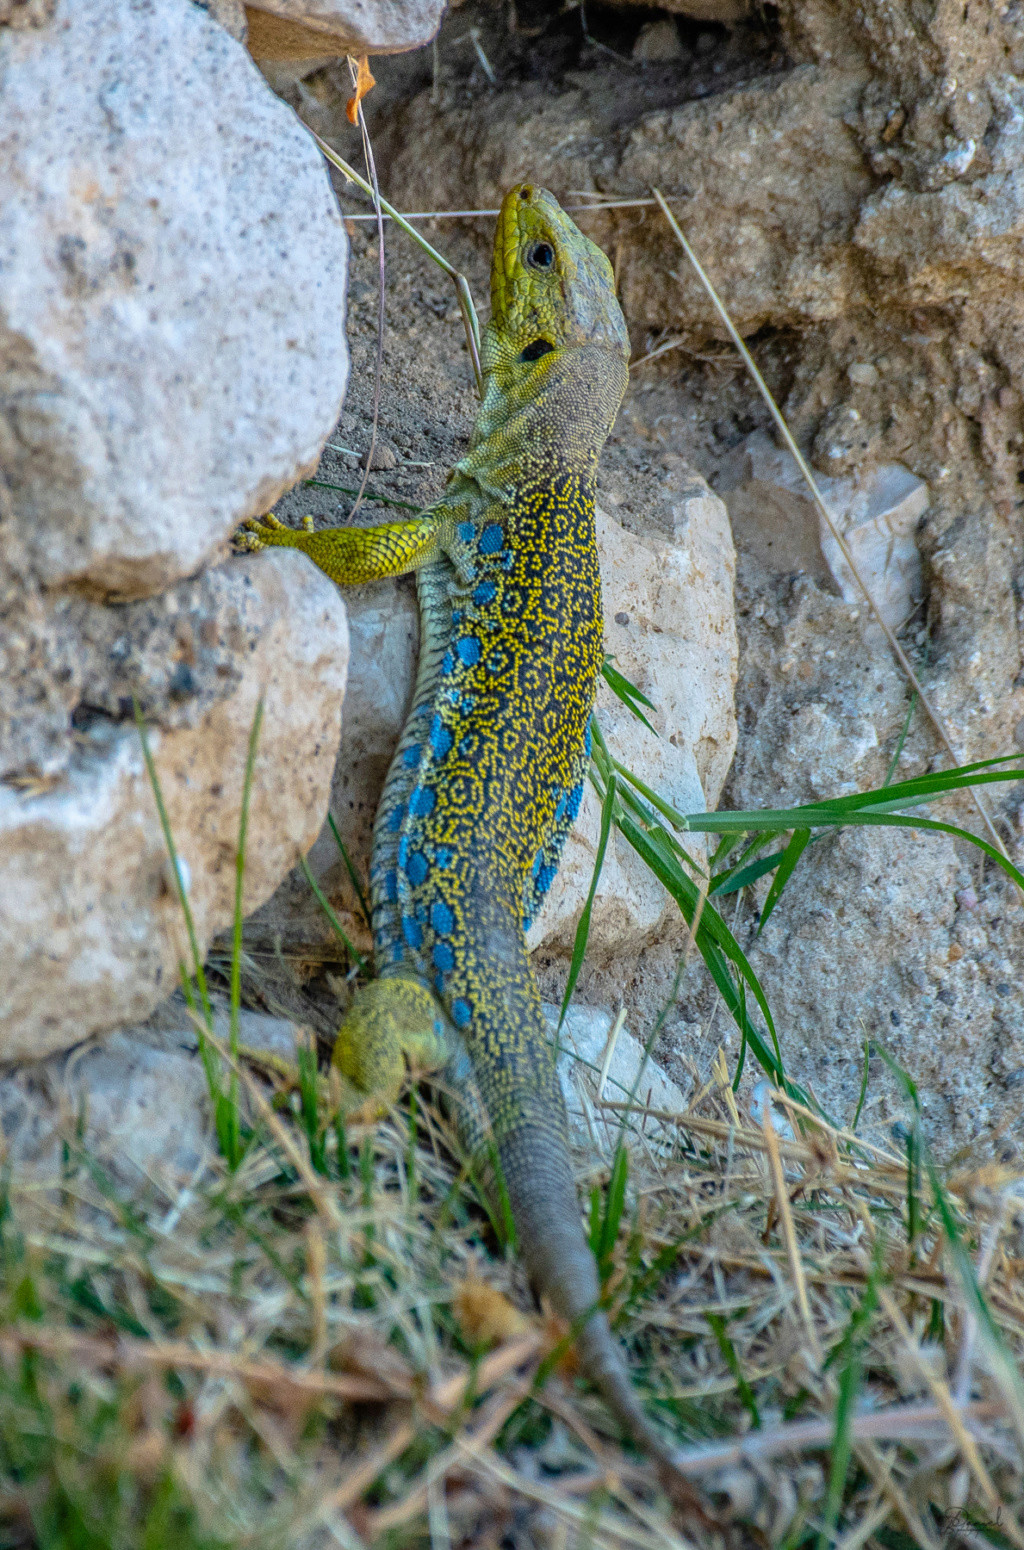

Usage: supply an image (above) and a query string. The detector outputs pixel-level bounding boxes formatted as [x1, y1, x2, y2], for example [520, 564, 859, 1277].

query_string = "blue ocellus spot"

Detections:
[411, 785, 436, 817]
[452, 998, 472, 1028]
[384, 868, 398, 902]
[436, 847, 453, 868]
[535, 863, 557, 896]
[387, 803, 405, 833]
[432, 941, 454, 972]
[500, 550, 514, 571]
[566, 782, 584, 822]
[584, 722, 593, 757]
[431, 900, 454, 935]
[456, 521, 474, 543]
[405, 851, 429, 887]
[401, 916, 423, 949]
[479, 524, 503, 554]
[430, 716, 453, 757]
[441, 649, 455, 675]
[402, 743, 421, 768]
[456, 636, 481, 666]
[554, 792, 567, 823]
[473, 580, 497, 606]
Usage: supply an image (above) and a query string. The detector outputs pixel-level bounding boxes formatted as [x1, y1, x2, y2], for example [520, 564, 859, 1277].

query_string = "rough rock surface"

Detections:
[0, 0, 349, 600]
[720, 562, 1024, 1150]
[0, 995, 679, 1190]
[245, 0, 446, 54]
[0, 553, 349, 1063]
[548, 1001, 686, 1153]
[0, 1002, 301, 1186]
[720, 430, 929, 634]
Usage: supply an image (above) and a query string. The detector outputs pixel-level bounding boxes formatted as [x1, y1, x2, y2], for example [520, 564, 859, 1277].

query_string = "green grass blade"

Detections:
[327, 813, 373, 933]
[757, 826, 810, 934]
[851, 1038, 871, 1132]
[614, 810, 823, 1108]
[818, 1237, 884, 1547]
[711, 846, 786, 896]
[304, 477, 424, 512]
[558, 767, 616, 1030]
[227, 699, 264, 1170]
[600, 658, 658, 736]
[297, 852, 369, 974]
[884, 691, 918, 786]
[133, 700, 213, 1025]
[706, 1312, 760, 1429]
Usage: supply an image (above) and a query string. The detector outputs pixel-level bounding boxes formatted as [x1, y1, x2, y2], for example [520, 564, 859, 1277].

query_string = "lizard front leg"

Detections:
[237, 510, 443, 586]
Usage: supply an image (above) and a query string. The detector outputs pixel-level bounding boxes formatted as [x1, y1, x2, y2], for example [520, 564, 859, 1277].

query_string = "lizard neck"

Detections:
[452, 342, 628, 507]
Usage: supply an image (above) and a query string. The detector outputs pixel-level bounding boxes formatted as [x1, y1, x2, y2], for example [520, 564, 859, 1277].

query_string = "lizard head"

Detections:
[486, 184, 630, 374]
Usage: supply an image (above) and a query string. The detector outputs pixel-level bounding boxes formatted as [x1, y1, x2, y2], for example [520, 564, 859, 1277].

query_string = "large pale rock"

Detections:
[0, 0, 349, 600]
[252, 476, 737, 963]
[546, 1002, 686, 1154]
[245, 0, 446, 57]
[0, 552, 349, 1062]
[0, 1003, 302, 1187]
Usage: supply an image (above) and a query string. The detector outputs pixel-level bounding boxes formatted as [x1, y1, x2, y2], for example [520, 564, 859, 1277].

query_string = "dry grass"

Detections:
[3, 1033, 1024, 1550]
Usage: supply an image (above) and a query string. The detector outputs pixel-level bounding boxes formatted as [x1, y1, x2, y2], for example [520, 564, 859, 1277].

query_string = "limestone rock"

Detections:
[546, 1001, 686, 1153]
[0, 0, 349, 600]
[0, 1003, 302, 1187]
[245, 0, 446, 59]
[0, 1022, 213, 1186]
[0, 552, 349, 1062]
[719, 431, 927, 634]
[251, 478, 737, 963]
[616, 0, 751, 20]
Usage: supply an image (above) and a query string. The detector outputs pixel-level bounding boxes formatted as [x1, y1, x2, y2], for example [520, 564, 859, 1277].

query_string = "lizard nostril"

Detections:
[519, 185, 533, 200]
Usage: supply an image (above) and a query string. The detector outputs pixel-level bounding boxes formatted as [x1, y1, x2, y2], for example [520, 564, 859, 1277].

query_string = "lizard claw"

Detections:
[234, 511, 289, 552]
[235, 512, 318, 553]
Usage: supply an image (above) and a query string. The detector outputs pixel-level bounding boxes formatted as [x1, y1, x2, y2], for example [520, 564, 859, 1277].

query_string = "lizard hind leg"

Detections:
[331, 975, 454, 1121]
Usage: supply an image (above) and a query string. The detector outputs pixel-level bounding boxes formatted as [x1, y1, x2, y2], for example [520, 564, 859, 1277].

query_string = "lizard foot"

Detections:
[234, 513, 315, 553]
[331, 975, 454, 1123]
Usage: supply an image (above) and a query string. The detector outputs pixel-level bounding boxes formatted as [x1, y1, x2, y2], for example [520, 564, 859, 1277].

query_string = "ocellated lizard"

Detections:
[239, 184, 704, 1496]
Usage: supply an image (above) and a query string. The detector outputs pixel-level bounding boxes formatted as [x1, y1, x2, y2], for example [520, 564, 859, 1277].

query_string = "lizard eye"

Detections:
[525, 241, 555, 270]
[519, 338, 555, 362]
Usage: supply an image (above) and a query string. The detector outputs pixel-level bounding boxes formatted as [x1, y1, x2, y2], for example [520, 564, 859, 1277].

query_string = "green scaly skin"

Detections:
[240, 186, 706, 1501]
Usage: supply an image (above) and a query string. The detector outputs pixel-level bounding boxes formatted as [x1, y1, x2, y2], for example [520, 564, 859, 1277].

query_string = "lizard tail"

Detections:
[497, 1127, 713, 1521]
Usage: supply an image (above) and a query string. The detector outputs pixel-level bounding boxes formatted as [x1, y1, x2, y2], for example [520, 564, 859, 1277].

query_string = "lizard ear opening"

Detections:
[518, 338, 555, 363]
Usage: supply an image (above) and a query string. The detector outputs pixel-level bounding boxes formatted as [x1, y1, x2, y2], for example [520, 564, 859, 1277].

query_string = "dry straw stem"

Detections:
[311, 129, 484, 396]
[650, 187, 1011, 868]
[0, 1324, 405, 1405]
[761, 1102, 823, 1367]
[6, 1055, 1024, 1542]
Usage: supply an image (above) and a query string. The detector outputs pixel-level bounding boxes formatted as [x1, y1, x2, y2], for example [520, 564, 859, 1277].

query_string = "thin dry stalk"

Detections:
[650, 186, 1010, 867]
[761, 1104, 823, 1367]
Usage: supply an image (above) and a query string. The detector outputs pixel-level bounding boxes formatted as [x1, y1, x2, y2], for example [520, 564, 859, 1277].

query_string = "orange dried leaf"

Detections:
[346, 55, 376, 124]
[453, 1277, 530, 1349]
